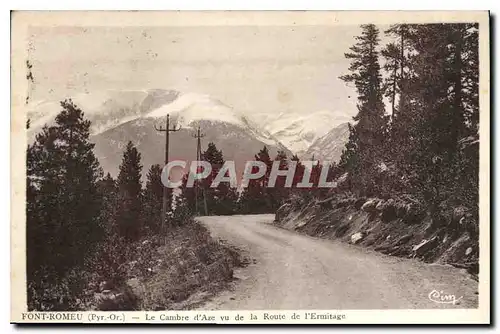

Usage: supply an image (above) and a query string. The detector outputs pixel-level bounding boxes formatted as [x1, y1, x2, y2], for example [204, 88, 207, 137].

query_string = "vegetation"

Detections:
[27, 100, 104, 310]
[335, 23, 479, 221]
[275, 23, 480, 273]
[26, 101, 242, 311]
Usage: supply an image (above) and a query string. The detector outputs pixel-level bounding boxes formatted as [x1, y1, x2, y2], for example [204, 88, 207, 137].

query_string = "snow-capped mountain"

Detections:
[27, 89, 167, 138]
[264, 110, 349, 155]
[27, 89, 351, 176]
[27, 89, 290, 178]
[301, 122, 350, 163]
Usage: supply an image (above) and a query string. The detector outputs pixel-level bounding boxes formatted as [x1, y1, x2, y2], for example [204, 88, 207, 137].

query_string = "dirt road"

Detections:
[198, 214, 478, 310]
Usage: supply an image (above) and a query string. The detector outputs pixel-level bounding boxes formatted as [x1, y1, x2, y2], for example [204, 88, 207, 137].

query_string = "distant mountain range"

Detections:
[27, 89, 351, 177]
[263, 110, 349, 156]
[301, 122, 350, 163]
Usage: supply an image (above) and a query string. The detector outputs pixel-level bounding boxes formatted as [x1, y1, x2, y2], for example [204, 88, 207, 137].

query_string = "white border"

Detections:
[3, 2, 496, 332]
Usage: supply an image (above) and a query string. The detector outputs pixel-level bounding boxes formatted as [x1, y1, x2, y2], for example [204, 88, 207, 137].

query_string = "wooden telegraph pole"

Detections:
[192, 125, 208, 216]
[154, 114, 181, 231]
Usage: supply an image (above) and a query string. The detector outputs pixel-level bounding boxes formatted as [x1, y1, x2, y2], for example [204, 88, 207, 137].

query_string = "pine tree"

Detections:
[27, 100, 103, 309]
[143, 164, 163, 233]
[97, 172, 118, 234]
[116, 141, 143, 241]
[457, 23, 479, 216]
[290, 154, 304, 187]
[404, 23, 479, 212]
[339, 24, 388, 196]
[381, 24, 412, 125]
[180, 173, 197, 214]
[171, 188, 193, 224]
[201, 142, 238, 215]
[239, 146, 274, 214]
[333, 23, 479, 222]
[461, 24, 479, 132]
[269, 150, 290, 210]
[381, 42, 400, 120]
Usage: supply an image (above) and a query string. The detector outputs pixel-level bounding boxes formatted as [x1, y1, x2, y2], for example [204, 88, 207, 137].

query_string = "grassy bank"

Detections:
[89, 220, 243, 311]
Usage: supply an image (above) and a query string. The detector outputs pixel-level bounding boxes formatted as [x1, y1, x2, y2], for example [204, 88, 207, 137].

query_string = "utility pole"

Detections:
[154, 114, 181, 232]
[192, 126, 208, 216]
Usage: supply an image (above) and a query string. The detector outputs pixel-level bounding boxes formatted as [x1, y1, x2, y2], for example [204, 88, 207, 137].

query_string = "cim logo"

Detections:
[428, 290, 463, 305]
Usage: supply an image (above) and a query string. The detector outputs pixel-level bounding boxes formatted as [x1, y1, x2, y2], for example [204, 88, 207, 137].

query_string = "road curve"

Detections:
[198, 214, 478, 310]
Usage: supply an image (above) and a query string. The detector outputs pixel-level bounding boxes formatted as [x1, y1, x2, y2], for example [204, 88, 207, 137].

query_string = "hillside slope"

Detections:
[27, 89, 290, 178]
[274, 194, 479, 276]
[265, 110, 346, 155]
[301, 122, 350, 162]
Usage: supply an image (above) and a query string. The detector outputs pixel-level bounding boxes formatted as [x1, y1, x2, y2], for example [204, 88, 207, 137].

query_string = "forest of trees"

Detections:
[180, 144, 302, 215]
[335, 23, 479, 221]
[25, 101, 295, 310]
[26, 100, 190, 310]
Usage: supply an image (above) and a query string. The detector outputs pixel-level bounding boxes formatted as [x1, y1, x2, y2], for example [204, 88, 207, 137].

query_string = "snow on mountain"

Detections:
[27, 89, 177, 138]
[144, 92, 280, 147]
[302, 122, 350, 163]
[27, 88, 352, 177]
[27, 89, 280, 145]
[146, 93, 242, 127]
[265, 110, 349, 155]
[27, 89, 290, 178]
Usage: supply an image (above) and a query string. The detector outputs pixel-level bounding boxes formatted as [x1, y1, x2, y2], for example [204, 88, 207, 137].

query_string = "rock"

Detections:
[392, 196, 424, 223]
[394, 234, 413, 246]
[412, 236, 439, 257]
[275, 203, 291, 222]
[316, 196, 335, 210]
[95, 288, 137, 311]
[412, 239, 429, 252]
[361, 199, 379, 213]
[295, 220, 308, 228]
[354, 197, 366, 210]
[381, 200, 397, 222]
[351, 232, 365, 244]
[403, 203, 425, 224]
[375, 200, 386, 211]
[335, 223, 350, 237]
[465, 247, 473, 256]
[376, 199, 396, 213]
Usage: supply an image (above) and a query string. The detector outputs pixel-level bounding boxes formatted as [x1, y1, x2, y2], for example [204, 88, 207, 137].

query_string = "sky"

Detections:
[27, 25, 364, 124]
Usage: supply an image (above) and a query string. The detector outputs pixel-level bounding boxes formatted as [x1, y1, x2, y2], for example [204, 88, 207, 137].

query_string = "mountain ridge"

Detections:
[27, 89, 350, 177]
[263, 110, 350, 155]
[27, 89, 290, 179]
[301, 122, 350, 163]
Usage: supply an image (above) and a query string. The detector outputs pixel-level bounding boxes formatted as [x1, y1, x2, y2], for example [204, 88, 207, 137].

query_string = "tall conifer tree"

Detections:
[27, 100, 103, 309]
[116, 141, 143, 241]
[339, 24, 387, 195]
